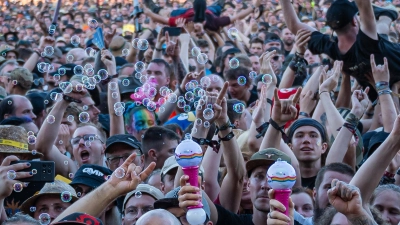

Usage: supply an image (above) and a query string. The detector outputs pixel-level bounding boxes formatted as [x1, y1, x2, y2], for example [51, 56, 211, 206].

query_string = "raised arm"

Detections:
[350, 115, 400, 210]
[216, 95, 246, 213]
[280, 0, 316, 34]
[24, 36, 54, 72]
[371, 55, 396, 132]
[35, 89, 79, 177]
[102, 50, 125, 136]
[53, 153, 156, 222]
[326, 89, 369, 169]
[353, 0, 377, 40]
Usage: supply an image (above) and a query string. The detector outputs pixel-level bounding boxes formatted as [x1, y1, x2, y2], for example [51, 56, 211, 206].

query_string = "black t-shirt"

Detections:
[247, 90, 258, 107]
[215, 204, 254, 225]
[308, 30, 400, 100]
[302, 176, 317, 190]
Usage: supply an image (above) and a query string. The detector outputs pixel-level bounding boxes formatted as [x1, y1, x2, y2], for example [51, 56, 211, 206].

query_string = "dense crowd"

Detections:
[0, 0, 400, 224]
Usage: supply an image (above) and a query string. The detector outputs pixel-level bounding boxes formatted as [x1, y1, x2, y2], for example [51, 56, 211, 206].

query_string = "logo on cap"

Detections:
[83, 168, 104, 176]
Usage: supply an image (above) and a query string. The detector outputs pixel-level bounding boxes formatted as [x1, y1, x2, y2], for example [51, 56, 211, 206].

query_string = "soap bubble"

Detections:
[38, 213, 50, 225]
[147, 101, 157, 111]
[13, 183, 23, 192]
[132, 38, 139, 49]
[197, 53, 208, 64]
[137, 39, 149, 50]
[79, 112, 90, 123]
[195, 118, 202, 126]
[114, 167, 125, 178]
[122, 48, 130, 56]
[228, 27, 238, 40]
[88, 19, 98, 29]
[109, 82, 118, 91]
[185, 91, 195, 102]
[262, 74, 272, 84]
[44, 46, 54, 56]
[28, 135, 36, 145]
[73, 65, 84, 75]
[204, 121, 210, 128]
[167, 93, 177, 103]
[135, 61, 146, 73]
[98, 69, 108, 80]
[61, 191, 72, 202]
[66, 54, 74, 63]
[249, 71, 258, 79]
[233, 102, 245, 113]
[177, 100, 186, 108]
[229, 58, 240, 69]
[30, 207, 36, 212]
[60, 82, 73, 94]
[59, 68, 66, 75]
[191, 47, 201, 57]
[27, 131, 34, 136]
[203, 108, 214, 120]
[67, 115, 74, 122]
[46, 115, 55, 124]
[7, 170, 16, 180]
[200, 76, 211, 88]
[70, 35, 80, 46]
[32, 169, 37, 174]
[122, 79, 130, 86]
[135, 191, 142, 198]
[237, 76, 246, 85]
[112, 92, 119, 99]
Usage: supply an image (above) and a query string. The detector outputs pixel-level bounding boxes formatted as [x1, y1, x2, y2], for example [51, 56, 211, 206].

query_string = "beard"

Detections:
[313, 196, 327, 222]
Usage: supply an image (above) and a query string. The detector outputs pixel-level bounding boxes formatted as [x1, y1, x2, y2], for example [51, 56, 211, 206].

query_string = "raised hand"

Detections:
[295, 29, 312, 55]
[319, 60, 342, 93]
[271, 87, 302, 127]
[178, 175, 202, 211]
[371, 54, 389, 84]
[39, 36, 55, 51]
[101, 49, 116, 70]
[104, 28, 117, 49]
[328, 179, 364, 217]
[252, 85, 268, 125]
[107, 153, 156, 195]
[55, 124, 71, 154]
[260, 50, 278, 80]
[299, 90, 317, 117]
[195, 82, 228, 124]
[165, 31, 180, 58]
[179, 70, 205, 94]
[350, 87, 370, 119]
[267, 189, 294, 225]
[0, 156, 32, 199]
[176, 18, 186, 28]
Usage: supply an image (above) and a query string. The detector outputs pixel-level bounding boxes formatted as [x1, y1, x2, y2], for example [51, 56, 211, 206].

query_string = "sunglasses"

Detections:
[70, 134, 104, 145]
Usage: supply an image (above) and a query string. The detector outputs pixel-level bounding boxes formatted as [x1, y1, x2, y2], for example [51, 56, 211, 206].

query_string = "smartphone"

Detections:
[10, 160, 55, 182]
[162, 27, 181, 36]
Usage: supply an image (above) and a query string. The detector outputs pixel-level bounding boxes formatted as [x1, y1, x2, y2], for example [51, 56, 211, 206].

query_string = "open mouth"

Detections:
[80, 150, 90, 162]
[300, 147, 313, 152]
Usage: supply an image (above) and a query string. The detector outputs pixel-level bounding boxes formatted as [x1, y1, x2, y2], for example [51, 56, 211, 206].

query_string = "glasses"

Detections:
[107, 151, 141, 165]
[70, 134, 104, 146]
[124, 206, 154, 217]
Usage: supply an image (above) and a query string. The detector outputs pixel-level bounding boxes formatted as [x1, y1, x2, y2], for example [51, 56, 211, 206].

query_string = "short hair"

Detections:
[0, 96, 15, 122]
[0, 116, 32, 126]
[0, 60, 19, 76]
[2, 212, 41, 225]
[76, 122, 106, 142]
[17, 48, 33, 61]
[197, 39, 209, 48]
[234, 54, 252, 69]
[142, 126, 180, 156]
[225, 66, 251, 86]
[227, 99, 245, 123]
[370, 184, 400, 205]
[82, 57, 95, 66]
[118, 63, 135, 75]
[164, 123, 183, 138]
[250, 37, 264, 46]
[315, 163, 355, 191]
[291, 187, 314, 205]
[136, 209, 180, 225]
[63, 103, 84, 124]
[150, 58, 172, 78]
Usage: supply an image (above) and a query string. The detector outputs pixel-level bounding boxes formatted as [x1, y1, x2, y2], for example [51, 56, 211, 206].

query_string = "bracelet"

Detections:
[319, 91, 329, 95]
[269, 118, 289, 143]
[266, 98, 273, 105]
[101, 73, 118, 85]
[219, 131, 235, 142]
[63, 95, 82, 103]
[378, 89, 392, 96]
[345, 112, 360, 128]
[155, 48, 163, 51]
[215, 120, 234, 134]
[341, 122, 357, 134]
[384, 171, 395, 179]
[365, 112, 374, 117]
[375, 81, 389, 91]
[192, 137, 221, 153]
[299, 112, 310, 118]
[256, 122, 269, 139]
[295, 52, 304, 57]
[33, 50, 41, 56]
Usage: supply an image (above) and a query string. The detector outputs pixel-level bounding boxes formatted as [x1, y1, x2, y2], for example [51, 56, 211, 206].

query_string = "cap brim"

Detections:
[70, 177, 102, 189]
[105, 140, 141, 153]
[154, 198, 179, 209]
[246, 159, 274, 176]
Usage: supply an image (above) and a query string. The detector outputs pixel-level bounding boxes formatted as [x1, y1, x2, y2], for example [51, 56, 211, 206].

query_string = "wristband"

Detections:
[215, 120, 234, 134]
[384, 171, 395, 179]
[269, 118, 289, 143]
[299, 112, 310, 118]
[219, 131, 235, 142]
[378, 89, 392, 96]
[155, 48, 163, 51]
[319, 91, 329, 95]
[345, 112, 360, 128]
[192, 137, 221, 153]
[256, 122, 269, 139]
[340, 122, 357, 134]
[101, 73, 118, 85]
[266, 98, 273, 105]
[375, 81, 389, 91]
[365, 112, 374, 117]
[63, 95, 82, 103]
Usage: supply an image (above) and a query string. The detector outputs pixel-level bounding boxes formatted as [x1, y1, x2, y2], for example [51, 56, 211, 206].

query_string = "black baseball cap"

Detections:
[326, 0, 358, 30]
[50, 64, 78, 78]
[105, 134, 142, 154]
[70, 164, 112, 189]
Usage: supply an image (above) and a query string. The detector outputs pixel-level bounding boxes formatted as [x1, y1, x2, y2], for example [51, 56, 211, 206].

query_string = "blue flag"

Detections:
[92, 27, 105, 50]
